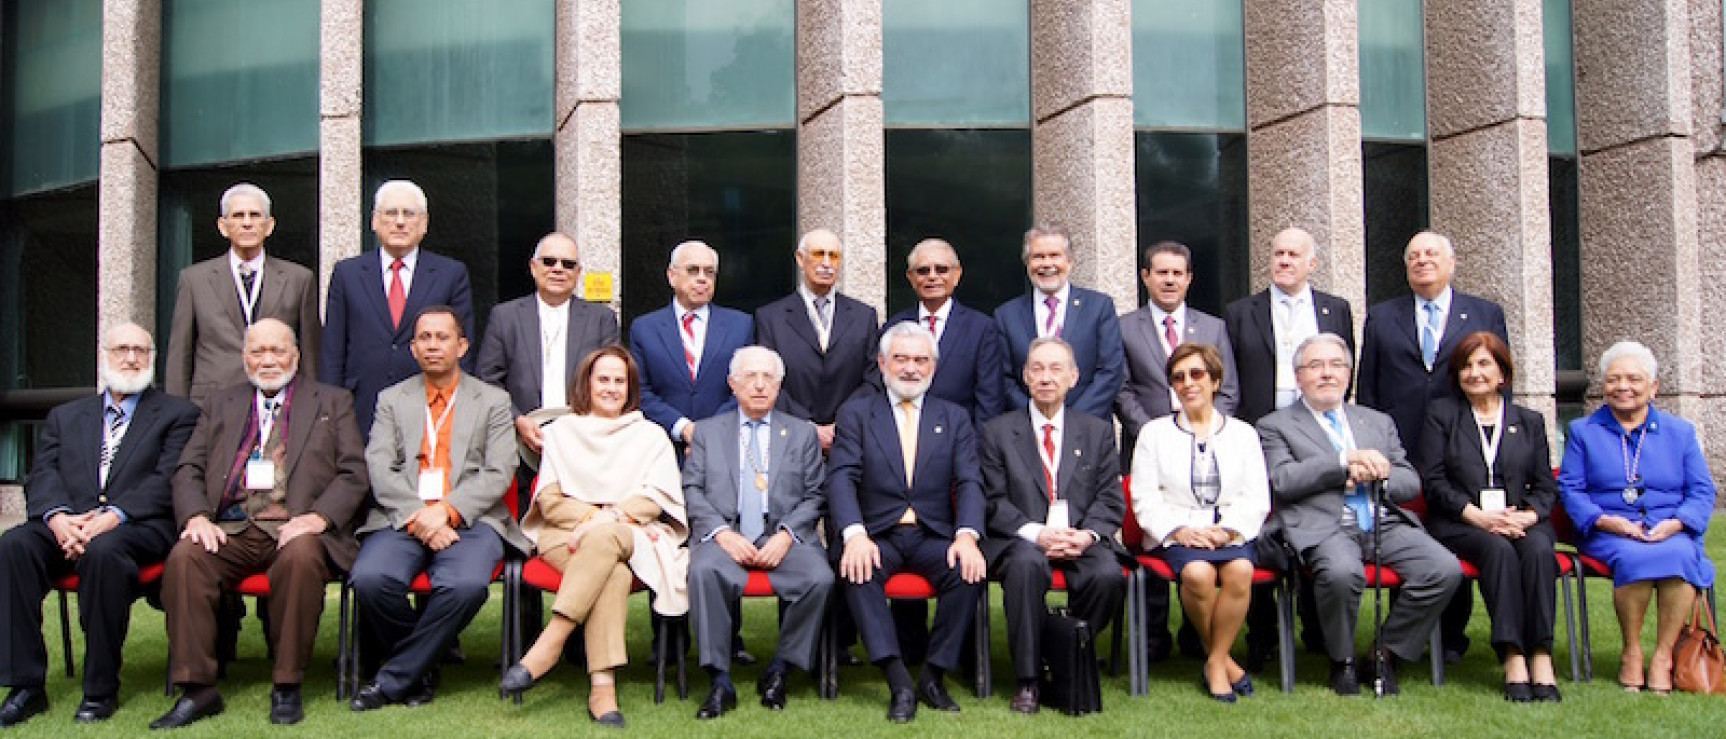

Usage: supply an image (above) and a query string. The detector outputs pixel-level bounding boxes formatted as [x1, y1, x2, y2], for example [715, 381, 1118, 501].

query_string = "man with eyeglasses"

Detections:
[630, 241, 755, 448]
[994, 224, 1124, 420]
[0, 324, 199, 727]
[166, 183, 322, 408]
[321, 179, 475, 435]
[884, 238, 1004, 426]
[1257, 332, 1460, 697]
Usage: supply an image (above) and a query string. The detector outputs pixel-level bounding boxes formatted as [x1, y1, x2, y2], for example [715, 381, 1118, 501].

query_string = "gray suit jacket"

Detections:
[166, 254, 321, 406]
[1256, 401, 1421, 553]
[683, 410, 826, 545]
[361, 371, 529, 553]
[1116, 304, 1239, 444]
[475, 293, 620, 417]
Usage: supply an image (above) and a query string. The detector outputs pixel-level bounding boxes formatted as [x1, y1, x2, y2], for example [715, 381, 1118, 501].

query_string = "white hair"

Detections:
[668, 240, 718, 271]
[1598, 340, 1658, 380]
[878, 321, 939, 362]
[906, 238, 959, 269]
[220, 183, 272, 218]
[373, 180, 428, 213]
[531, 232, 578, 261]
[1293, 332, 1352, 369]
[1404, 230, 1455, 259]
[1024, 336, 1076, 367]
[102, 321, 155, 352]
[1272, 227, 1321, 261]
[728, 345, 786, 380]
[1021, 224, 1072, 261]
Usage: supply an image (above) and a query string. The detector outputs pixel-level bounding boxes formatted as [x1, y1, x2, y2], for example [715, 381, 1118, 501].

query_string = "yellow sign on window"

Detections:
[584, 272, 614, 303]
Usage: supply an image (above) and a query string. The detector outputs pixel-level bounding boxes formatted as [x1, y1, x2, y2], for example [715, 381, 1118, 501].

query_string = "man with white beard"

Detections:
[154, 318, 368, 728]
[0, 323, 200, 726]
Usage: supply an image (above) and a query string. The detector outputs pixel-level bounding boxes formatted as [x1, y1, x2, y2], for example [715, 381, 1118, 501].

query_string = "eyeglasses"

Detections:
[538, 257, 579, 270]
[804, 249, 842, 263]
[377, 207, 423, 221]
[1298, 359, 1352, 373]
[678, 265, 718, 278]
[912, 264, 954, 276]
[106, 345, 152, 358]
[1169, 367, 1208, 384]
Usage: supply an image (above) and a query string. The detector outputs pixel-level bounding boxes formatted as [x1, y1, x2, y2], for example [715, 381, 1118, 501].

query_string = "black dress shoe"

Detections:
[1503, 681, 1534, 703]
[886, 687, 917, 723]
[589, 709, 626, 728]
[500, 664, 542, 698]
[1009, 684, 1039, 714]
[442, 642, 467, 665]
[695, 684, 737, 720]
[1361, 650, 1401, 696]
[74, 694, 118, 723]
[917, 677, 960, 712]
[733, 649, 758, 667]
[349, 682, 393, 712]
[837, 649, 865, 667]
[1329, 660, 1360, 696]
[149, 692, 224, 730]
[270, 688, 303, 725]
[402, 679, 435, 708]
[0, 687, 48, 727]
[1531, 683, 1562, 702]
[1206, 681, 1238, 704]
[757, 670, 789, 710]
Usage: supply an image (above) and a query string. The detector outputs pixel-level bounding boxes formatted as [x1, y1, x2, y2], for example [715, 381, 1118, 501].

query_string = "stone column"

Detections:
[1243, 0, 1366, 332]
[1424, 0, 1556, 422]
[1029, 0, 1136, 315]
[320, 0, 364, 313]
[555, 0, 621, 308]
[797, 0, 886, 314]
[1688, 0, 1726, 478]
[97, 0, 161, 347]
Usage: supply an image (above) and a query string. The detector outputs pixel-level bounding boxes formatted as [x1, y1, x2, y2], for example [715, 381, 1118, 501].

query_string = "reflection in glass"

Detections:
[1549, 156, 1580, 371]
[1363, 142, 1430, 304]
[1134, 132, 1248, 316]
[1542, 0, 1576, 156]
[883, 0, 1030, 126]
[0, 186, 98, 390]
[621, 0, 795, 131]
[161, 0, 319, 167]
[1131, 0, 1245, 130]
[1359, 0, 1426, 142]
[1, 0, 101, 197]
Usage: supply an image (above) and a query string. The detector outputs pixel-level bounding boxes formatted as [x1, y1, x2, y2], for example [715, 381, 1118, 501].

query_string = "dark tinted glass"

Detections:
[1133, 131, 1249, 315]
[1363, 142, 1429, 304]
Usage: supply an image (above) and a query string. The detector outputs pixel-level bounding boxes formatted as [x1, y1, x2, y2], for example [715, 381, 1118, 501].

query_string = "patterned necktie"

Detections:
[238, 264, 257, 321]
[926, 314, 939, 339]
[1164, 314, 1180, 350]
[1043, 294, 1060, 338]
[682, 311, 699, 380]
[814, 295, 831, 332]
[388, 258, 407, 330]
[898, 399, 918, 487]
[1324, 409, 1373, 532]
[740, 420, 766, 541]
[1042, 423, 1057, 500]
[1420, 301, 1441, 369]
[98, 404, 126, 488]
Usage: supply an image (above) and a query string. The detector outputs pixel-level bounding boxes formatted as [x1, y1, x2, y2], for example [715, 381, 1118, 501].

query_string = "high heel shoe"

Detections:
[500, 663, 542, 698]
[1231, 674, 1255, 697]
[589, 709, 626, 728]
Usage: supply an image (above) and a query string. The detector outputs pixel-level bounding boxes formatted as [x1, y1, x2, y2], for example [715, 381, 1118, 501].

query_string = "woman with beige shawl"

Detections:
[501, 346, 688, 727]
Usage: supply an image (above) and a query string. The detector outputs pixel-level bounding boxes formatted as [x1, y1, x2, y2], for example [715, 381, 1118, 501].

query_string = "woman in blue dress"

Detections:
[1559, 340, 1716, 694]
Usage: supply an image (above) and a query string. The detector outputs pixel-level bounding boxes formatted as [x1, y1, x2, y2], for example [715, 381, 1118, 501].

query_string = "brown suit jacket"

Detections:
[166, 253, 322, 407]
[172, 379, 370, 570]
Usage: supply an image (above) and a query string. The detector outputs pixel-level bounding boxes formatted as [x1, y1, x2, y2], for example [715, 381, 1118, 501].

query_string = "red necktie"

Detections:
[681, 312, 698, 380]
[1164, 315, 1180, 350]
[1042, 423, 1057, 500]
[388, 258, 407, 330]
[926, 314, 939, 337]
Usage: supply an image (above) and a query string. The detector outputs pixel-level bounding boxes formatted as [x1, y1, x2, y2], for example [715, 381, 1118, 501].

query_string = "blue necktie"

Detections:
[1324, 410, 1374, 532]
[1420, 301, 1441, 369]
[739, 420, 766, 542]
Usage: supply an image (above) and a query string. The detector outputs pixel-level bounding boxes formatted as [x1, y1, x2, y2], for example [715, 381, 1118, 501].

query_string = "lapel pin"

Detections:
[1072, 298, 1080, 306]
[1074, 449, 1082, 458]
[934, 426, 944, 434]
[1186, 326, 1196, 335]
[1508, 426, 1518, 434]
[1460, 313, 1468, 321]
[780, 428, 787, 437]
[1321, 307, 1331, 315]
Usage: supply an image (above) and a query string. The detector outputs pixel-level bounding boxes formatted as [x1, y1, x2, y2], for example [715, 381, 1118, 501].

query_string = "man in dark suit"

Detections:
[155, 319, 369, 728]
[0, 323, 199, 727]
[1117, 240, 1239, 462]
[684, 346, 833, 719]
[630, 240, 754, 447]
[320, 179, 475, 434]
[884, 238, 1004, 425]
[827, 322, 987, 723]
[755, 228, 880, 452]
[166, 183, 322, 408]
[1257, 333, 1461, 697]
[994, 224, 1124, 419]
[980, 337, 1125, 714]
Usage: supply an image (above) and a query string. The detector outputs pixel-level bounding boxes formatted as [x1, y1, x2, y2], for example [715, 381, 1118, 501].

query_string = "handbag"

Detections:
[1673, 595, 1726, 694]
[1039, 607, 1102, 715]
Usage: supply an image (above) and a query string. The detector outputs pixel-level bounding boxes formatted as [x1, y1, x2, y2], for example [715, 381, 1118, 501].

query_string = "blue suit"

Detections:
[1356, 290, 1507, 466]
[628, 304, 754, 437]
[884, 300, 1005, 426]
[319, 248, 474, 434]
[994, 286, 1125, 419]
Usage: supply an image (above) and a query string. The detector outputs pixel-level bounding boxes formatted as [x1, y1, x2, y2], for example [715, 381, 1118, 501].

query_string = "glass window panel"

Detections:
[363, 0, 555, 147]
[1363, 142, 1430, 303]
[620, 131, 796, 323]
[883, 0, 1030, 126]
[884, 129, 1031, 315]
[1549, 155, 1580, 371]
[1358, 0, 1426, 141]
[1131, 0, 1246, 130]
[0, 186, 98, 390]
[1, 0, 101, 197]
[621, 0, 794, 131]
[1542, 0, 1576, 156]
[1134, 132, 1249, 315]
[160, 0, 319, 168]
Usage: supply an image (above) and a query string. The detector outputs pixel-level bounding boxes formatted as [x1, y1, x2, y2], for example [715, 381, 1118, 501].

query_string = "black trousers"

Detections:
[1432, 521, 1559, 656]
[845, 526, 982, 671]
[988, 539, 1125, 681]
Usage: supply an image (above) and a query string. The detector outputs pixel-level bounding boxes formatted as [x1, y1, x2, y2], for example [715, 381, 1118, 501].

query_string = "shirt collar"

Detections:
[674, 301, 710, 323]
[919, 299, 954, 323]
[797, 282, 834, 306]
[1418, 286, 1453, 316]
[740, 410, 773, 428]
[102, 389, 142, 417]
[1149, 302, 1186, 327]
[1029, 402, 1064, 433]
[1037, 283, 1071, 306]
[887, 389, 926, 409]
[424, 373, 461, 401]
[536, 294, 570, 319]
[1271, 283, 1313, 305]
[228, 249, 265, 274]
[382, 247, 420, 271]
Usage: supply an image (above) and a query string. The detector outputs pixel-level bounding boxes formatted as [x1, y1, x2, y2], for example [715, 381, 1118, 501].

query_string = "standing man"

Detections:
[827, 323, 987, 723]
[1224, 227, 1355, 425]
[155, 319, 369, 728]
[755, 228, 880, 451]
[1117, 240, 1239, 462]
[683, 346, 833, 719]
[994, 225, 1124, 420]
[979, 337, 1125, 714]
[349, 307, 529, 711]
[321, 180, 475, 434]
[630, 241, 754, 447]
[0, 323, 199, 727]
[1258, 333, 1461, 696]
[884, 238, 1004, 425]
[166, 183, 321, 408]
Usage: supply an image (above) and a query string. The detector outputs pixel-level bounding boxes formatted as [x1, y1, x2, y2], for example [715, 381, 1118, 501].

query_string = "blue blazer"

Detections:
[994, 286, 1125, 419]
[825, 393, 984, 540]
[1356, 290, 1506, 464]
[318, 248, 475, 434]
[755, 291, 880, 426]
[628, 304, 754, 435]
[885, 301, 1005, 426]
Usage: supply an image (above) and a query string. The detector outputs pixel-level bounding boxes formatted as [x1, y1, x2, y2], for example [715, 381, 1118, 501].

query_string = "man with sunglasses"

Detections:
[631, 240, 754, 448]
[884, 238, 1004, 426]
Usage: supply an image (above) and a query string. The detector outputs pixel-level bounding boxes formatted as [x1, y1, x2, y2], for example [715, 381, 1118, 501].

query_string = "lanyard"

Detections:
[254, 394, 281, 453]
[1474, 401, 1505, 485]
[236, 262, 263, 324]
[424, 391, 458, 463]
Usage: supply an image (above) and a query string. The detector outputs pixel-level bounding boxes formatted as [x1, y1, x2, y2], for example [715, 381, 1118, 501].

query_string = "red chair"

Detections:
[51, 562, 171, 695]
[818, 572, 991, 700]
[509, 555, 684, 704]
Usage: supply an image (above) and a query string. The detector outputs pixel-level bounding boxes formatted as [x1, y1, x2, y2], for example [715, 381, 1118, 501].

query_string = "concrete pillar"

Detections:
[797, 0, 886, 314]
[319, 0, 364, 313]
[1688, 0, 1726, 478]
[1243, 0, 1366, 334]
[1424, 0, 1556, 423]
[97, 0, 161, 348]
[555, 0, 621, 309]
[1029, 0, 1136, 315]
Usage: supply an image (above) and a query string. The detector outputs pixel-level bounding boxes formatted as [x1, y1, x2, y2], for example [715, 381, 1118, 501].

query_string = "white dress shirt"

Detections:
[670, 302, 710, 439]
[798, 283, 834, 351]
[1271, 284, 1319, 408]
[1032, 283, 1071, 339]
[918, 299, 953, 344]
[537, 296, 570, 410]
[1018, 403, 1065, 543]
[228, 250, 266, 324]
[1414, 286, 1454, 350]
[380, 247, 420, 297]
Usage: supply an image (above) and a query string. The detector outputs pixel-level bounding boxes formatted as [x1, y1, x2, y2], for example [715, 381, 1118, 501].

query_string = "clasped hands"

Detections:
[1345, 449, 1393, 486]
[840, 531, 986, 585]
[1035, 526, 1096, 561]
[565, 507, 658, 554]
[1595, 514, 1684, 543]
[715, 529, 795, 569]
[1463, 505, 1539, 538]
[1168, 525, 1235, 550]
[180, 511, 326, 553]
[46, 510, 121, 559]
[405, 504, 458, 551]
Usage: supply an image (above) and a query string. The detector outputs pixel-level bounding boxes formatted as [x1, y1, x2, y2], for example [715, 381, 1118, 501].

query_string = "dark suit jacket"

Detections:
[755, 291, 879, 426]
[684, 410, 827, 544]
[1356, 290, 1507, 466]
[1116, 304, 1239, 448]
[978, 407, 1122, 560]
[318, 248, 475, 433]
[994, 286, 1125, 419]
[26, 388, 201, 542]
[825, 393, 984, 540]
[1224, 287, 1355, 424]
[1256, 401, 1422, 553]
[166, 254, 322, 407]
[172, 380, 371, 570]
[628, 304, 754, 435]
[885, 301, 1005, 426]
[476, 293, 620, 417]
[1416, 397, 1558, 536]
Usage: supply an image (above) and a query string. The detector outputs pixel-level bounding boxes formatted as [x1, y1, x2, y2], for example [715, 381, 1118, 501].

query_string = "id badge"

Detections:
[1479, 488, 1507, 513]
[1046, 500, 1070, 530]
[418, 468, 447, 501]
[245, 458, 275, 490]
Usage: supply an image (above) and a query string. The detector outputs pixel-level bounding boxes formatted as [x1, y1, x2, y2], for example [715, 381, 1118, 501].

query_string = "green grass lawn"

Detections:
[8, 518, 1726, 737]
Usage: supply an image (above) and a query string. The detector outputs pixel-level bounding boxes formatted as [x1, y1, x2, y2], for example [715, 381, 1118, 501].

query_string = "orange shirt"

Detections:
[418, 375, 461, 524]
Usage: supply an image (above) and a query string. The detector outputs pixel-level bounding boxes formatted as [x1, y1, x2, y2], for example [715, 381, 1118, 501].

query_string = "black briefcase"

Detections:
[1039, 607, 1102, 715]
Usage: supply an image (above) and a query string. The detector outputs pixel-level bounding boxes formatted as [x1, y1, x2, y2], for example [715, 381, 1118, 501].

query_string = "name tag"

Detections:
[1046, 500, 1070, 530]
[245, 457, 275, 490]
[418, 468, 447, 501]
[1479, 488, 1507, 513]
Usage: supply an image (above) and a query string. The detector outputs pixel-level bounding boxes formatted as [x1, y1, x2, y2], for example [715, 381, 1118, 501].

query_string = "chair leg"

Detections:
[653, 614, 667, 705]
[820, 590, 840, 700]
[972, 586, 991, 699]
[1108, 583, 1124, 678]
[676, 616, 689, 700]
[57, 589, 74, 678]
[336, 582, 351, 700]
[1573, 555, 1592, 682]
[1428, 623, 1444, 687]
[1559, 562, 1581, 683]
[1277, 573, 1296, 694]
[1126, 569, 1144, 697]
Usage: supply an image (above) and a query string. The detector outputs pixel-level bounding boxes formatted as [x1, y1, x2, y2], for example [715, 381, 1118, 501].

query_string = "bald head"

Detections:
[796, 229, 842, 295]
[1404, 231, 1456, 300]
[530, 232, 582, 304]
[244, 318, 300, 394]
[100, 322, 156, 397]
[1269, 227, 1319, 293]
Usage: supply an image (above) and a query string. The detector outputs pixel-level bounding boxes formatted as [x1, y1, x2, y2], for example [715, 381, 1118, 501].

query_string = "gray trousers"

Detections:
[1303, 518, 1463, 663]
[689, 538, 833, 673]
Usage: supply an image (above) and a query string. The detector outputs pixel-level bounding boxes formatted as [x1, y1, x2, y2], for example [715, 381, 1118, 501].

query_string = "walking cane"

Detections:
[1370, 479, 1387, 700]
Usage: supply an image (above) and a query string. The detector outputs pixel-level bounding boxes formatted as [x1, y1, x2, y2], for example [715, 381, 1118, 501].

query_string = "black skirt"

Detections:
[1158, 542, 1257, 577]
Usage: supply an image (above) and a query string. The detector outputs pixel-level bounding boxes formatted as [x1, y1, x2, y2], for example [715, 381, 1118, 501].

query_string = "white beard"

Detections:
[101, 362, 154, 396]
[884, 375, 933, 402]
[250, 367, 297, 394]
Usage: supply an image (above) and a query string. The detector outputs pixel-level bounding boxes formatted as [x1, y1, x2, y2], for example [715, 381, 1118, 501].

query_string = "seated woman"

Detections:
[1416, 331, 1561, 702]
[1131, 343, 1270, 703]
[501, 346, 689, 726]
[1559, 340, 1716, 694]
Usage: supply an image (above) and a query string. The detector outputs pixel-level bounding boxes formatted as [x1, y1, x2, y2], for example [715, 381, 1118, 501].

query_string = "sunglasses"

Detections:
[538, 257, 579, 270]
[912, 264, 954, 276]
[1169, 367, 1209, 384]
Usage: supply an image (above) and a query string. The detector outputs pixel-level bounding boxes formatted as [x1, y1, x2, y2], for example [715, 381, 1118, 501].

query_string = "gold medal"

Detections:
[755, 472, 768, 491]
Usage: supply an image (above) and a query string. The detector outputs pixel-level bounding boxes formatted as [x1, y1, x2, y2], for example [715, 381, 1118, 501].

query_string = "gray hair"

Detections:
[1025, 336, 1076, 366]
[907, 238, 959, 269]
[102, 321, 155, 352]
[1404, 230, 1455, 259]
[220, 183, 272, 218]
[728, 345, 786, 381]
[796, 228, 841, 256]
[668, 240, 718, 271]
[1021, 223, 1072, 261]
[373, 180, 429, 213]
[878, 321, 939, 362]
[1293, 332, 1352, 369]
[1598, 340, 1658, 380]
[1272, 227, 1321, 261]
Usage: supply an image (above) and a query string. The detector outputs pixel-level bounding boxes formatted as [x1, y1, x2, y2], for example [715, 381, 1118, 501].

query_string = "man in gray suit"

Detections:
[166, 183, 321, 407]
[1257, 332, 1461, 696]
[684, 346, 832, 719]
